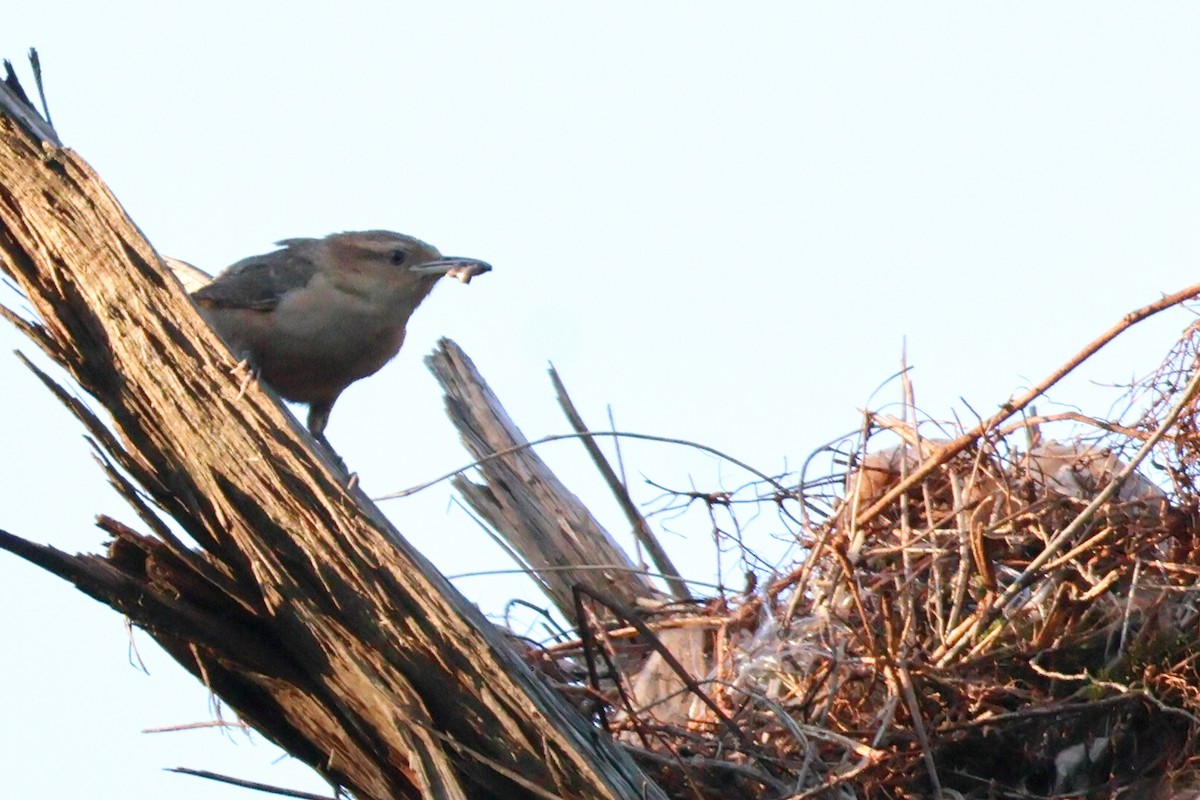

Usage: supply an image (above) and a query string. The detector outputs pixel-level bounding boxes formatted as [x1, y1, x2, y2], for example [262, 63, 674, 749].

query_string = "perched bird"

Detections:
[185, 230, 491, 453]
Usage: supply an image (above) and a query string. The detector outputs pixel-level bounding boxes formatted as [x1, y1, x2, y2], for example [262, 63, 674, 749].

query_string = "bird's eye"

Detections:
[389, 249, 407, 265]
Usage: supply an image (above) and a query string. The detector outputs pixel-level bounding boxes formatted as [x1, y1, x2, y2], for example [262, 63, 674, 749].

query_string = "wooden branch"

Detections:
[166, 767, 335, 800]
[548, 366, 693, 602]
[427, 340, 664, 622]
[0, 61, 663, 800]
[1, 55, 60, 146]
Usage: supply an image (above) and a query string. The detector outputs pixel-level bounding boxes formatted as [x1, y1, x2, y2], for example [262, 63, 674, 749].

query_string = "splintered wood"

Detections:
[0, 63, 663, 800]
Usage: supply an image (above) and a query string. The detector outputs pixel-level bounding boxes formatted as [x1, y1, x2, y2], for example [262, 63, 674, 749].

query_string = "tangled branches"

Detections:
[518, 316, 1200, 799]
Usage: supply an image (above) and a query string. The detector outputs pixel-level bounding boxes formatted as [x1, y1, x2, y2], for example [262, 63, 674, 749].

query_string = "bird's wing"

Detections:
[192, 248, 319, 311]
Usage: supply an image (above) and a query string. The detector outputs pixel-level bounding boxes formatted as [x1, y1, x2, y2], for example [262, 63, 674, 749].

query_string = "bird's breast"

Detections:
[205, 277, 408, 404]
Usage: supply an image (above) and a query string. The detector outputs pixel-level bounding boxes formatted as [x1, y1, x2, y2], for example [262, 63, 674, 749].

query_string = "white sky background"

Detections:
[3, 4, 1200, 798]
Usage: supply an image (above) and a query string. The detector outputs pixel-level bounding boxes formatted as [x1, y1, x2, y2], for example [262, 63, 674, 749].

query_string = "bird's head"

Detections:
[301, 230, 492, 303]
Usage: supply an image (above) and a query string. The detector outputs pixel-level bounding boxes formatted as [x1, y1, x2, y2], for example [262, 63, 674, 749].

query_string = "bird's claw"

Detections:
[230, 355, 261, 399]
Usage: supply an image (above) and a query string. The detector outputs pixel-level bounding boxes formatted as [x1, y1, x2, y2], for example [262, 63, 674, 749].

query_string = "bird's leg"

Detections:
[306, 400, 349, 475]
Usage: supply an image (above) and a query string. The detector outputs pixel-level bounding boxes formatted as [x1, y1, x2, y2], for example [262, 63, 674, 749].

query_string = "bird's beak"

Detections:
[409, 257, 493, 284]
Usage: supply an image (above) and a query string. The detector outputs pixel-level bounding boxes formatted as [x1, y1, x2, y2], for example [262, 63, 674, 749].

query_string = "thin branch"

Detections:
[376, 430, 791, 501]
[144, 720, 250, 734]
[549, 365, 693, 601]
[853, 282, 1200, 529]
[573, 586, 789, 783]
[622, 744, 791, 795]
[167, 768, 336, 800]
[448, 564, 723, 592]
[935, 360, 1200, 666]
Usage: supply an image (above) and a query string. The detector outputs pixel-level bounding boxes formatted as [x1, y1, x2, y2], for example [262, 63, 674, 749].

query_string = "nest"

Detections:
[505, 319, 1200, 799]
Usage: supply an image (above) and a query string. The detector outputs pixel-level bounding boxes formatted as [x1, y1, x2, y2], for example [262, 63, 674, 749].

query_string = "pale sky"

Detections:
[3, 4, 1200, 798]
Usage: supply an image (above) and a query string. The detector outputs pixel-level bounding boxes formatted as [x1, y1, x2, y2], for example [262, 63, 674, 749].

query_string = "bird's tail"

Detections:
[163, 256, 212, 293]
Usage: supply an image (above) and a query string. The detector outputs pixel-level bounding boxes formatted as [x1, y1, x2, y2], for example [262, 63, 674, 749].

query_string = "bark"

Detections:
[0, 63, 664, 800]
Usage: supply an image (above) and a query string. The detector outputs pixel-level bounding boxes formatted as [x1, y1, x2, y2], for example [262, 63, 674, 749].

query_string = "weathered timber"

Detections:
[548, 366, 692, 602]
[428, 340, 665, 622]
[0, 62, 665, 800]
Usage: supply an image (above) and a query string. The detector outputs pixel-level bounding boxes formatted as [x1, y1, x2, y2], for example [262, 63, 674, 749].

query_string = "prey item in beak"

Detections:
[409, 257, 493, 284]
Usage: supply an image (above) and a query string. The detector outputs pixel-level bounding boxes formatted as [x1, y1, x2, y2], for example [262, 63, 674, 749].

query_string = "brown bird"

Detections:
[187, 230, 491, 453]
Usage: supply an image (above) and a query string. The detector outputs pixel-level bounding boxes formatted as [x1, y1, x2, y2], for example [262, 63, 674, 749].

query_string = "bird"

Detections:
[183, 230, 491, 456]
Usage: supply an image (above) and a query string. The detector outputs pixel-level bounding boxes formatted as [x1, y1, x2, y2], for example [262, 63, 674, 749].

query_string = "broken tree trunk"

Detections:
[0, 60, 665, 800]
[425, 341, 667, 622]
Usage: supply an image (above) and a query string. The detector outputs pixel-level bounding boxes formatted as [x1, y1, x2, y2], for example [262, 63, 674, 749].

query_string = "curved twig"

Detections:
[376, 430, 791, 501]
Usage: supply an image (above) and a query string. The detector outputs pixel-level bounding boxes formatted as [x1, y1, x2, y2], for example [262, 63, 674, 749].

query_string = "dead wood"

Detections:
[548, 366, 693, 602]
[427, 341, 666, 621]
[0, 57, 664, 800]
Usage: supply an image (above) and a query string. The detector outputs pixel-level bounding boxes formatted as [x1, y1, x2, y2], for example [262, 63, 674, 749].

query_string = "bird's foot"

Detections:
[230, 355, 261, 399]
